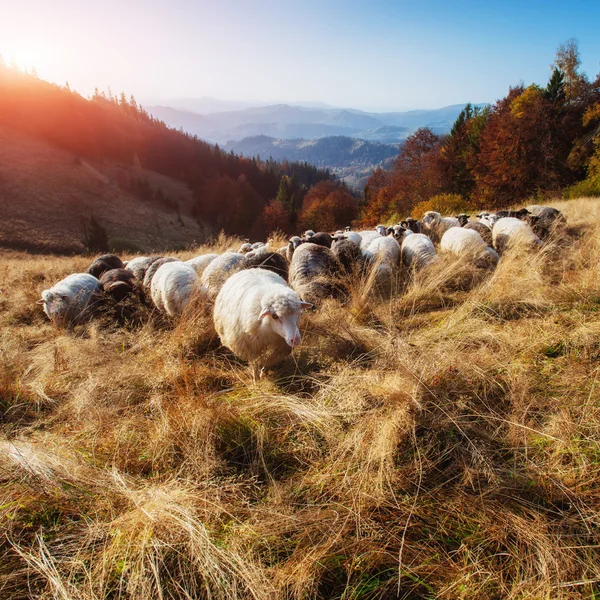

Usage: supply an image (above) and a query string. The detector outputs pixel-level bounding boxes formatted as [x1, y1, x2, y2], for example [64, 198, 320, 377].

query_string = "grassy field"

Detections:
[1, 198, 600, 599]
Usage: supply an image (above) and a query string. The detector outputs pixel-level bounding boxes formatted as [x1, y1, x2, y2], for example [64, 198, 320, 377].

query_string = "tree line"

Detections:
[361, 40, 600, 224]
[0, 58, 349, 239]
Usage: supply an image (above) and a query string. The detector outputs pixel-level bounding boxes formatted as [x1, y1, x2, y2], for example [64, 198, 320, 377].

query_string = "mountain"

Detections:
[224, 135, 399, 169]
[147, 103, 472, 144]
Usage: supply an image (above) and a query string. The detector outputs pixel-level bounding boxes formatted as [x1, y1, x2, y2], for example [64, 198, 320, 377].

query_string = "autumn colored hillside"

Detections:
[0, 62, 337, 249]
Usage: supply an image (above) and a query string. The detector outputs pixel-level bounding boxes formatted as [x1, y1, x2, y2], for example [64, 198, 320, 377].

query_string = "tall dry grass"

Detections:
[2, 197, 600, 599]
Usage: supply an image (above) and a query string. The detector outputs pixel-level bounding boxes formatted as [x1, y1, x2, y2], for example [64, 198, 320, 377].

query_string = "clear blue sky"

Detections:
[1, 0, 599, 111]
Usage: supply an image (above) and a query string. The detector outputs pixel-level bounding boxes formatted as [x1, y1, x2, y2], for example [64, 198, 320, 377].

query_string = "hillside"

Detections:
[1, 198, 600, 599]
[147, 103, 469, 144]
[0, 126, 203, 253]
[225, 135, 398, 169]
[0, 65, 333, 244]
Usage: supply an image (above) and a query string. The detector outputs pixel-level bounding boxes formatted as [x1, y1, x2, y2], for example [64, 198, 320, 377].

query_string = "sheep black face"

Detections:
[455, 214, 470, 227]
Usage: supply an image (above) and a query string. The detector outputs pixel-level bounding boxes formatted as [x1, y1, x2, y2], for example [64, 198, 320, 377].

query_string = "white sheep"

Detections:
[492, 217, 542, 253]
[343, 231, 363, 246]
[477, 213, 499, 229]
[440, 227, 499, 268]
[151, 262, 204, 317]
[214, 268, 311, 376]
[200, 252, 248, 299]
[40, 273, 101, 327]
[401, 233, 437, 270]
[421, 211, 460, 243]
[357, 230, 382, 250]
[363, 236, 401, 293]
[185, 254, 219, 276]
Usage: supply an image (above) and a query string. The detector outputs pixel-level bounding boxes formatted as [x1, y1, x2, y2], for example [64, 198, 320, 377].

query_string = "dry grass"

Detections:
[2, 197, 600, 599]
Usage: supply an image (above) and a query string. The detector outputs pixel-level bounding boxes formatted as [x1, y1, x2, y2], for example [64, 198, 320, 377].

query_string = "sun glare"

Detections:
[9, 45, 46, 71]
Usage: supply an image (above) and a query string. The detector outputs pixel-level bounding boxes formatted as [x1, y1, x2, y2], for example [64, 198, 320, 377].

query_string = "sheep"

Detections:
[40, 273, 101, 327]
[143, 257, 180, 289]
[303, 230, 316, 240]
[375, 224, 387, 237]
[87, 254, 124, 279]
[331, 237, 365, 276]
[151, 262, 204, 317]
[286, 236, 303, 262]
[363, 236, 401, 293]
[401, 218, 422, 234]
[289, 242, 345, 305]
[455, 214, 470, 227]
[214, 268, 311, 376]
[357, 230, 382, 250]
[387, 224, 412, 241]
[421, 211, 460, 243]
[463, 221, 493, 246]
[492, 217, 542, 253]
[308, 232, 333, 248]
[477, 213, 499, 229]
[495, 208, 530, 219]
[342, 231, 363, 246]
[238, 242, 253, 254]
[244, 251, 289, 280]
[440, 227, 499, 268]
[401, 233, 437, 270]
[99, 268, 138, 302]
[200, 252, 248, 299]
[526, 206, 566, 239]
[126, 256, 161, 281]
[186, 254, 219, 276]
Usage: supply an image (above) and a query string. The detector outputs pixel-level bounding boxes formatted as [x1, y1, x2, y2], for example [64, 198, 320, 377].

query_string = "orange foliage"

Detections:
[297, 181, 358, 232]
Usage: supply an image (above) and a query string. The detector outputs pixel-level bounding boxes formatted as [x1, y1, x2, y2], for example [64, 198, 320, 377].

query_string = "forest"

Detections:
[361, 40, 600, 225]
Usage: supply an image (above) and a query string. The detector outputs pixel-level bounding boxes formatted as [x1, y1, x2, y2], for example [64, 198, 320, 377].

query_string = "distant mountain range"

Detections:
[224, 135, 399, 169]
[147, 102, 473, 145]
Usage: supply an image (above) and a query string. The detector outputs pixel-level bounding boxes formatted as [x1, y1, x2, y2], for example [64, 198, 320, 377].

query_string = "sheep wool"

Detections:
[401, 233, 437, 270]
[214, 268, 310, 370]
[492, 217, 541, 253]
[40, 273, 101, 327]
[151, 262, 204, 317]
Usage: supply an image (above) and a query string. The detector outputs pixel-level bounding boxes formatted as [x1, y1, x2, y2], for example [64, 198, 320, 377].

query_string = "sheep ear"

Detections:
[300, 302, 313, 310]
[258, 308, 271, 319]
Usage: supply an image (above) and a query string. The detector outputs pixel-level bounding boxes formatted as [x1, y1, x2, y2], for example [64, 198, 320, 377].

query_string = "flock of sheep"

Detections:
[40, 204, 564, 376]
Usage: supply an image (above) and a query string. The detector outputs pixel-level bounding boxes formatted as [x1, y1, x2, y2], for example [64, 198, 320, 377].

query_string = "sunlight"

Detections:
[9, 45, 46, 72]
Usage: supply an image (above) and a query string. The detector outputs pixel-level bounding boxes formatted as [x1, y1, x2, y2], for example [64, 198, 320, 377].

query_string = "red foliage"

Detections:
[297, 181, 358, 232]
[263, 200, 292, 234]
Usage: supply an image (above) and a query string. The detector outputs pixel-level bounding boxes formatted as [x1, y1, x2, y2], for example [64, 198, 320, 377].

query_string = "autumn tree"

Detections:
[298, 181, 358, 232]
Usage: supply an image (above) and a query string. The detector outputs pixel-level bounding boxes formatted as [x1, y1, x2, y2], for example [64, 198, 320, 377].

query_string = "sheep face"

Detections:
[421, 212, 441, 229]
[258, 301, 311, 348]
[375, 225, 387, 236]
[456, 214, 470, 227]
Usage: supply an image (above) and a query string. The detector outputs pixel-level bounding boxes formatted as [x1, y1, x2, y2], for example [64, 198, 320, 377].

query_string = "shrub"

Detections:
[411, 193, 474, 219]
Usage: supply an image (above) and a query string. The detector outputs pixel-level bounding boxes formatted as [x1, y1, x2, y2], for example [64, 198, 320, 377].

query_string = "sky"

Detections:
[1, 0, 600, 112]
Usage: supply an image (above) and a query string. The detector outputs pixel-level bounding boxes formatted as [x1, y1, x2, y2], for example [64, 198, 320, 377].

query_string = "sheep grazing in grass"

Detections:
[186, 254, 219, 276]
[289, 242, 345, 305]
[495, 208, 530, 219]
[143, 257, 180, 288]
[99, 268, 138, 302]
[462, 221, 493, 246]
[286, 236, 303, 262]
[477, 212, 499, 229]
[87, 254, 124, 279]
[526, 206, 566, 239]
[421, 211, 460, 243]
[331, 237, 365, 277]
[342, 231, 363, 246]
[40, 273, 101, 327]
[126, 256, 161, 281]
[151, 262, 204, 317]
[363, 236, 401, 294]
[401, 233, 437, 270]
[214, 268, 311, 376]
[440, 227, 499, 268]
[492, 217, 542, 253]
[201, 252, 248, 299]
[402, 217, 422, 234]
[308, 232, 333, 249]
[244, 251, 289, 280]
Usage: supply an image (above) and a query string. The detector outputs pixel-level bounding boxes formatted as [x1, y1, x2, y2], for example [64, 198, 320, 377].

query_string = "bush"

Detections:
[564, 177, 600, 199]
[411, 193, 474, 219]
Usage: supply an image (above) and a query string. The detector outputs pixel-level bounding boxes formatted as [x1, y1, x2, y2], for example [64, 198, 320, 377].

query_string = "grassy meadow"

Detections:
[1, 198, 600, 599]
